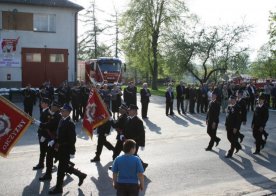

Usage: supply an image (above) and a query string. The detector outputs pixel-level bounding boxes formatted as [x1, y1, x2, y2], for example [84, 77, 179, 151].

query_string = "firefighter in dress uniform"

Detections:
[236, 90, 247, 143]
[49, 104, 87, 195]
[90, 109, 115, 162]
[111, 103, 129, 160]
[33, 98, 51, 170]
[123, 81, 137, 106]
[21, 84, 36, 116]
[121, 104, 148, 170]
[140, 82, 151, 118]
[38, 101, 62, 181]
[205, 92, 221, 151]
[251, 94, 269, 154]
[225, 95, 242, 158]
[70, 81, 82, 122]
[55, 81, 71, 106]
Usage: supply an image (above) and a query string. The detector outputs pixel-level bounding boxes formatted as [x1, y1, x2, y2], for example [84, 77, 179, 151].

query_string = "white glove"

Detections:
[40, 136, 46, 143]
[104, 133, 109, 137]
[70, 154, 75, 159]
[33, 119, 41, 126]
[48, 140, 55, 147]
[119, 135, 125, 141]
[140, 146, 145, 151]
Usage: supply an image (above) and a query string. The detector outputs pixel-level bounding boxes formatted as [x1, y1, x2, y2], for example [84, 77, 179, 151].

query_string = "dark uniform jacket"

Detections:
[237, 98, 247, 123]
[252, 104, 269, 129]
[57, 116, 76, 155]
[176, 85, 185, 99]
[97, 120, 112, 135]
[123, 86, 137, 106]
[123, 116, 145, 147]
[140, 88, 151, 103]
[56, 86, 71, 105]
[22, 88, 36, 105]
[71, 86, 82, 106]
[206, 100, 220, 123]
[165, 90, 174, 103]
[112, 113, 128, 139]
[40, 111, 61, 140]
[38, 108, 50, 137]
[225, 104, 240, 130]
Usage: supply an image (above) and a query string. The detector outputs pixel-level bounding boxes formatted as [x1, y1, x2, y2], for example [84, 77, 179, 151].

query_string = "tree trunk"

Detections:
[151, 31, 159, 90]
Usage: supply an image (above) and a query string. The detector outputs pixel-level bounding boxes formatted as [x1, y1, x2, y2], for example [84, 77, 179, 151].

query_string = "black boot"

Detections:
[68, 167, 87, 186]
[49, 176, 63, 194]
[90, 156, 100, 162]
[39, 172, 52, 181]
[33, 164, 44, 170]
[48, 186, 62, 195]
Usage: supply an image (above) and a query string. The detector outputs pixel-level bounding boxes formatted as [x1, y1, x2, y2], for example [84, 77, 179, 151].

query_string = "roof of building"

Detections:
[0, 0, 83, 11]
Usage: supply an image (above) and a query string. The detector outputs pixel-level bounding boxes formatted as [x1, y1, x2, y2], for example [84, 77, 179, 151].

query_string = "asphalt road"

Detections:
[0, 95, 276, 196]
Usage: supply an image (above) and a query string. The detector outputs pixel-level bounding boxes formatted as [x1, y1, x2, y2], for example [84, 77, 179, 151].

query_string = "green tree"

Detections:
[121, 0, 187, 90]
[166, 24, 250, 84]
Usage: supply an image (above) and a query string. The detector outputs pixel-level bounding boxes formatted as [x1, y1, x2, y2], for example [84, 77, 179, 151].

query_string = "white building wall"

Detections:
[0, 4, 77, 84]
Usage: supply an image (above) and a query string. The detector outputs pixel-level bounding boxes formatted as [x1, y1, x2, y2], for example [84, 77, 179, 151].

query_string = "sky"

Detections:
[72, 0, 276, 60]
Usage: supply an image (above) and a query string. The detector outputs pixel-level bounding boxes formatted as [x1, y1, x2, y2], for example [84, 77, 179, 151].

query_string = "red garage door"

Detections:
[22, 48, 68, 87]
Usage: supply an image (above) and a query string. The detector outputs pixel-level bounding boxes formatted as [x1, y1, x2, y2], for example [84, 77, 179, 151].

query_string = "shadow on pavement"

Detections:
[91, 161, 114, 196]
[216, 147, 276, 193]
[143, 118, 162, 134]
[22, 170, 43, 196]
[140, 175, 152, 196]
[167, 115, 189, 127]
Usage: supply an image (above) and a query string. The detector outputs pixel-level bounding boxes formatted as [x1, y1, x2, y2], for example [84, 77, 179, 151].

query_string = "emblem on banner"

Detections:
[86, 103, 97, 123]
[0, 114, 12, 137]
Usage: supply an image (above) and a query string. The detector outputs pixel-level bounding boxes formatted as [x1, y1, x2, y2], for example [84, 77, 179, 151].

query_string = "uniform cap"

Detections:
[41, 98, 50, 105]
[259, 94, 266, 100]
[128, 104, 139, 110]
[61, 103, 72, 112]
[52, 101, 62, 108]
[119, 103, 128, 111]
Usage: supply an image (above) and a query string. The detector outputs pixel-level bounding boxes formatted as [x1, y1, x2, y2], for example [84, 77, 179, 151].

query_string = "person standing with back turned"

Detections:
[112, 139, 144, 196]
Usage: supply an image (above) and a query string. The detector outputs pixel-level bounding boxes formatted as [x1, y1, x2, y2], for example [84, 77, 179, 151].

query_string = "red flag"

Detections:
[0, 96, 32, 157]
[82, 88, 110, 137]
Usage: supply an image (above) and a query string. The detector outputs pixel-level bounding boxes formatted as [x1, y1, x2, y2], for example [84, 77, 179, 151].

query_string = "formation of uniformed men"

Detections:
[205, 89, 269, 158]
[22, 78, 272, 194]
[33, 101, 87, 194]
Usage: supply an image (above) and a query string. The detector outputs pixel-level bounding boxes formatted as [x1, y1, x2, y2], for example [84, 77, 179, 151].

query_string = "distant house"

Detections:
[0, 0, 83, 88]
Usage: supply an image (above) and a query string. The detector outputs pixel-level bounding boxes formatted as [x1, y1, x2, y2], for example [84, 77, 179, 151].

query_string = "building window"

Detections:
[2, 11, 33, 31]
[50, 54, 64, 62]
[33, 14, 56, 32]
[26, 53, 41, 62]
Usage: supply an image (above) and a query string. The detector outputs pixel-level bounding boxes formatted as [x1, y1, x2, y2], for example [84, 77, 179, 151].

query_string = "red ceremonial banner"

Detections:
[0, 96, 32, 157]
[83, 88, 110, 137]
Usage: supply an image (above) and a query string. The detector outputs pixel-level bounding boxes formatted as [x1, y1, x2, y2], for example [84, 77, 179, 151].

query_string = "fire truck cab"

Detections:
[84, 57, 125, 85]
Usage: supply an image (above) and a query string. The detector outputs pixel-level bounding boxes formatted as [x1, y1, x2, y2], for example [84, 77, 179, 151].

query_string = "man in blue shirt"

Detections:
[112, 139, 144, 196]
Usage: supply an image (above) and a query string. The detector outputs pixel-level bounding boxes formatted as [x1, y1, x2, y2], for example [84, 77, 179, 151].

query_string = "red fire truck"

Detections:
[78, 57, 125, 85]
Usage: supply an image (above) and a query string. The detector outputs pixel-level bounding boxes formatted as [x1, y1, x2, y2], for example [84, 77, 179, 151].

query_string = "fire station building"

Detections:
[0, 0, 83, 88]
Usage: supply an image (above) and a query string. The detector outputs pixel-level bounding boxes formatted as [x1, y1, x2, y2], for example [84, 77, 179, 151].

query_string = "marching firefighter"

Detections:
[225, 95, 242, 158]
[236, 90, 247, 143]
[251, 94, 269, 154]
[49, 104, 87, 195]
[111, 103, 129, 160]
[121, 104, 148, 170]
[205, 92, 221, 151]
[38, 101, 62, 181]
[90, 109, 115, 162]
[33, 98, 51, 170]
